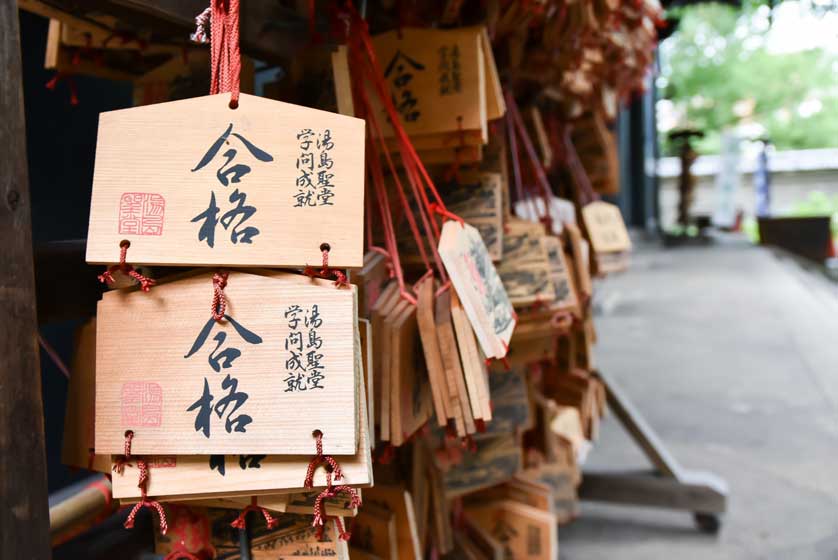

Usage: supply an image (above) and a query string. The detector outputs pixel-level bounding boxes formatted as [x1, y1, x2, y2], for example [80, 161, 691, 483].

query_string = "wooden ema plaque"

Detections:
[95, 270, 358, 455]
[61, 319, 111, 473]
[541, 235, 580, 314]
[369, 27, 487, 142]
[438, 221, 516, 359]
[444, 171, 504, 261]
[582, 200, 632, 254]
[86, 93, 365, 268]
[464, 500, 558, 559]
[497, 219, 556, 307]
[112, 354, 372, 500]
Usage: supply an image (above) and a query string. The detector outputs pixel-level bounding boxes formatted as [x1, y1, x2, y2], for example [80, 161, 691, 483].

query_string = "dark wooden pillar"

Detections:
[0, 1, 52, 557]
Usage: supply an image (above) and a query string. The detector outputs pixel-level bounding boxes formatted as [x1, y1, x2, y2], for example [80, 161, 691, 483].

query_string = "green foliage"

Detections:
[659, 4, 838, 155]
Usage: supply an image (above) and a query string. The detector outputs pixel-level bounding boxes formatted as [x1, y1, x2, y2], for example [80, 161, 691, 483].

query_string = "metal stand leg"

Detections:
[578, 370, 729, 533]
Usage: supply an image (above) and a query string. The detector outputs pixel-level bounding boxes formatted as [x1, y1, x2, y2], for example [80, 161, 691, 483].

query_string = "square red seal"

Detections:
[147, 456, 177, 468]
[119, 192, 165, 236]
[121, 382, 163, 427]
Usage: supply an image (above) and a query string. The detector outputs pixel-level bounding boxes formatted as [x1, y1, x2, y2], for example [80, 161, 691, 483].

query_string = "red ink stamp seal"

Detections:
[121, 382, 163, 427]
[148, 456, 177, 468]
[119, 192, 165, 236]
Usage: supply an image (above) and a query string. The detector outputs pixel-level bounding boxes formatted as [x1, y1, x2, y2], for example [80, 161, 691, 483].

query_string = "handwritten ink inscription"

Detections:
[283, 304, 326, 392]
[185, 315, 263, 439]
[191, 124, 274, 248]
[208, 454, 265, 476]
[384, 50, 425, 122]
[294, 129, 336, 207]
[438, 45, 461, 95]
[119, 192, 165, 236]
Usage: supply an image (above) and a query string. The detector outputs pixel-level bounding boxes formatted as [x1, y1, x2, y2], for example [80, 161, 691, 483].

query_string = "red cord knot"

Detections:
[124, 494, 168, 534]
[113, 430, 134, 475]
[312, 484, 362, 541]
[123, 457, 168, 534]
[304, 244, 349, 288]
[190, 6, 212, 43]
[230, 496, 278, 530]
[211, 271, 229, 322]
[304, 429, 361, 541]
[98, 241, 156, 292]
[304, 430, 344, 488]
[428, 202, 465, 226]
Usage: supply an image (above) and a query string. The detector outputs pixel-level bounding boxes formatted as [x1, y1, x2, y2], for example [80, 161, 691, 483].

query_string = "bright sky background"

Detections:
[754, 1, 838, 53]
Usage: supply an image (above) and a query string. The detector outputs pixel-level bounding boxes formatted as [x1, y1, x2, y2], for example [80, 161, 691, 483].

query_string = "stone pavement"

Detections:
[559, 238, 838, 559]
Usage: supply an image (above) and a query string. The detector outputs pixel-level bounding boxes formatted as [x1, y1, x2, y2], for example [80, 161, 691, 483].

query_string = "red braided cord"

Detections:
[312, 485, 361, 539]
[350, 43, 446, 288]
[117, 432, 168, 534]
[362, 91, 432, 275]
[304, 430, 361, 541]
[506, 91, 554, 232]
[124, 496, 168, 534]
[505, 108, 528, 207]
[304, 248, 349, 288]
[113, 430, 134, 475]
[123, 458, 168, 534]
[345, 56, 410, 297]
[304, 431, 344, 488]
[209, 0, 241, 106]
[561, 126, 599, 205]
[230, 496, 278, 530]
[345, 8, 462, 238]
[428, 203, 465, 226]
[211, 271, 229, 321]
[98, 242, 156, 292]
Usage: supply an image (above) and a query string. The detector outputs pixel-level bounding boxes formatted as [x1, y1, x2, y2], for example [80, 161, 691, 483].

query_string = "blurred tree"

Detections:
[658, 3, 838, 155]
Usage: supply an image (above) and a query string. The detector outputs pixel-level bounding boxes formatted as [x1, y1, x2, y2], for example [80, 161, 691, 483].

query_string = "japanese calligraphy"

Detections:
[294, 129, 336, 207]
[191, 123, 274, 248]
[384, 50, 425, 122]
[185, 315, 263, 438]
[438, 45, 462, 95]
[208, 454, 266, 476]
[283, 304, 326, 392]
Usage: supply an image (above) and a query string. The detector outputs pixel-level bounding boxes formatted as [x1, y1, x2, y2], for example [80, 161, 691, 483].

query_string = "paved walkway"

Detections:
[559, 239, 838, 559]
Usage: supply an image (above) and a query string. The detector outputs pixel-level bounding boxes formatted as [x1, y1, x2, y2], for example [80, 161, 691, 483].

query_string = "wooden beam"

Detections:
[595, 369, 683, 478]
[578, 469, 728, 514]
[26, 0, 311, 63]
[0, 0, 51, 557]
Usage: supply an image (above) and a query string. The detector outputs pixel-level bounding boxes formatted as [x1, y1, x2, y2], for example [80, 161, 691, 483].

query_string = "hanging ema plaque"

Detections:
[86, 93, 365, 268]
[94, 270, 359, 455]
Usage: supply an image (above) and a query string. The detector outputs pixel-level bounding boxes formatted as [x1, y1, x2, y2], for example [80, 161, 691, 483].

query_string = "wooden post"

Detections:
[0, 0, 52, 557]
